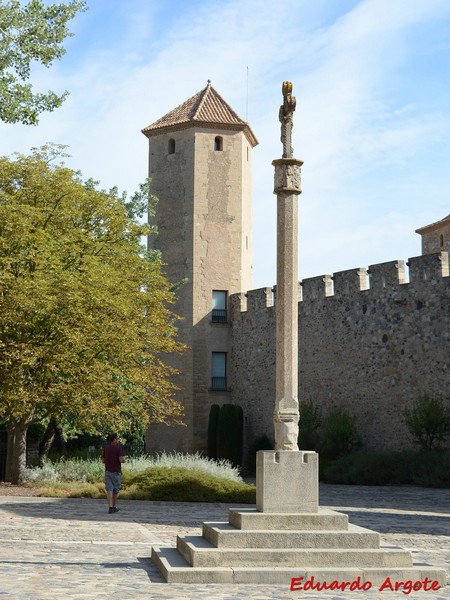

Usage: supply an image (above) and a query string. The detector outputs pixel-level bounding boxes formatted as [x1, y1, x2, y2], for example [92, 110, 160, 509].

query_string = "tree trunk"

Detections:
[39, 419, 56, 463]
[54, 421, 67, 455]
[39, 418, 67, 462]
[5, 419, 29, 484]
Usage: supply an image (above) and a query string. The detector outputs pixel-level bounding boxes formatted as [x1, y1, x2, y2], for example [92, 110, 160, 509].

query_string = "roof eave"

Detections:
[142, 120, 259, 147]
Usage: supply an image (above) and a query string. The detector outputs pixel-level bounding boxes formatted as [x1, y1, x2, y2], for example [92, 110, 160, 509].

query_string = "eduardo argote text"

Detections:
[290, 575, 441, 594]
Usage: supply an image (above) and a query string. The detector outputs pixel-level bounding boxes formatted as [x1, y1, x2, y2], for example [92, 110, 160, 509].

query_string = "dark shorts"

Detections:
[105, 471, 122, 494]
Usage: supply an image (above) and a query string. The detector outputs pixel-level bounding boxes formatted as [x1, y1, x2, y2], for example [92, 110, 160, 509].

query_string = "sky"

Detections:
[1, 0, 449, 289]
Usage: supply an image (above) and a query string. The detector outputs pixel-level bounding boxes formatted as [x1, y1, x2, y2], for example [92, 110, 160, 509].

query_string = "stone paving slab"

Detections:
[0, 484, 448, 599]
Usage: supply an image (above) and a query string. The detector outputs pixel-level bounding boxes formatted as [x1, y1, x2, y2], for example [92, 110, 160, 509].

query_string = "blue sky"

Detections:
[1, 0, 449, 289]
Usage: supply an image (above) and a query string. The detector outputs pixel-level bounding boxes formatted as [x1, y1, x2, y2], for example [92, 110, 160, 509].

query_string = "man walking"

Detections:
[101, 433, 125, 514]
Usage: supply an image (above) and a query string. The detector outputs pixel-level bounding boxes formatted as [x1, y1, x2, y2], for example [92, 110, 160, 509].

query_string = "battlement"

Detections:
[230, 252, 448, 314]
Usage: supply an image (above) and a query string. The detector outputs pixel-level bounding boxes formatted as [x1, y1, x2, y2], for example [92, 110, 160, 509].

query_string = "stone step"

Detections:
[177, 535, 413, 568]
[228, 507, 348, 531]
[202, 522, 380, 549]
[152, 547, 447, 587]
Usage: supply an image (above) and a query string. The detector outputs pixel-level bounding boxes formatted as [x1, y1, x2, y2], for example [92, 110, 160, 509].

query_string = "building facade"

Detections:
[143, 85, 449, 458]
[142, 82, 257, 452]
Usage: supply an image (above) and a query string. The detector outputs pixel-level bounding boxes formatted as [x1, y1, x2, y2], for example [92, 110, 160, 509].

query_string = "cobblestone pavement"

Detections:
[0, 484, 448, 600]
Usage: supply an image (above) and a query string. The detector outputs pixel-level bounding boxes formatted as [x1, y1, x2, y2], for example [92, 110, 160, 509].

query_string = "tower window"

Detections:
[214, 136, 223, 151]
[211, 352, 227, 390]
[168, 138, 176, 154]
[440, 234, 444, 247]
[212, 290, 228, 322]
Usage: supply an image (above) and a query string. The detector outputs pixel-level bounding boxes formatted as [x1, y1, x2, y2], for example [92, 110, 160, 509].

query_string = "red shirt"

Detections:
[102, 443, 124, 472]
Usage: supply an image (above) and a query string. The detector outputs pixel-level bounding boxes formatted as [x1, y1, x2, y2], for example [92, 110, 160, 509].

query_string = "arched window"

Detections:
[440, 234, 444, 247]
[214, 136, 223, 151]
[168, 138, 175, 154]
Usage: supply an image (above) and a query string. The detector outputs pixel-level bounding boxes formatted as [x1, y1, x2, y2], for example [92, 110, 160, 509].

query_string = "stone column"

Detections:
[272, 157, 303, 451]
[256, 82, 318, 514]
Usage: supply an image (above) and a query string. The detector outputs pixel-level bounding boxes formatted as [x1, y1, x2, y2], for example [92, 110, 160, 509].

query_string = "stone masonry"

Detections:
[230, 251, 449, 458]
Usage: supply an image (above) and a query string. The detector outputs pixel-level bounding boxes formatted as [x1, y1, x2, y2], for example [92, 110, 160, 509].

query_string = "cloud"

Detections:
[0, 0, 449, 289]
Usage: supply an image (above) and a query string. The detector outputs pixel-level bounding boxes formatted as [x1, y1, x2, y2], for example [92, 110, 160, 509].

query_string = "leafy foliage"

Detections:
[321, 408, 363, 459]
[298, 399, 322, 451]
[22, 452, 243, 485]
[0, 145, 184, 481]
[207, 404, 220, 460]
[246, 433, 272, 475]
[322, 450, 450, 488]
[404, 394, 450, 451]
[216, 404, 244, 467]
[124, 467, 255, 503]
[0, 0, 87, 124]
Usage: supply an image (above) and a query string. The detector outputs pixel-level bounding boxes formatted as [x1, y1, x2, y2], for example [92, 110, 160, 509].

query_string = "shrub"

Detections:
[322, 450, 450, 488]
[404, 394, 450, 451]
[22, 452, 242, 485]
[321, 409, 362, 459]
[298, 399, 322, 451]
[410, 451, 450, 487]
[124, 467, 255, 502]
[322, 451, 415, 485]
[246, 434, 272, 475]
[207, 404, 220, 459]
[216, 404, 244, 467]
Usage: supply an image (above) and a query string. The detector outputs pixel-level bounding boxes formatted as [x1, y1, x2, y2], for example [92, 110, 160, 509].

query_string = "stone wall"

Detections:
[230, 252, 449, 457]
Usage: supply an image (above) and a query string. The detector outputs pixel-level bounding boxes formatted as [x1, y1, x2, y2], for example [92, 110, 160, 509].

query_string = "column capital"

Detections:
[272, 158, 303, 195]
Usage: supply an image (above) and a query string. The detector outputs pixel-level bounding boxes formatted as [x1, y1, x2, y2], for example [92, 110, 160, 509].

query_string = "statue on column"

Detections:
[279, 81, 296, 158]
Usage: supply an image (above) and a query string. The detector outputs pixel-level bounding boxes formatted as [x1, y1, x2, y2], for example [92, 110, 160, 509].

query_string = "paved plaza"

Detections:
[0, 483, 448, 599]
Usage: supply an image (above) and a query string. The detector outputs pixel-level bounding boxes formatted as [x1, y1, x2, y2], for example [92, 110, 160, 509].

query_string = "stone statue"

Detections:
[279, 81, 296, 158]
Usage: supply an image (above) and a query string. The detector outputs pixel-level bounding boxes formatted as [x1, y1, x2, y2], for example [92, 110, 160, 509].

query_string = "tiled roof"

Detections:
[416, 214, 450, 234]
[142, 81, 258, 146]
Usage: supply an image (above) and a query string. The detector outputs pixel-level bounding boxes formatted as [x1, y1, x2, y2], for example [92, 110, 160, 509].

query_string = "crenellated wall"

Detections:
[230, 252, 449, 456]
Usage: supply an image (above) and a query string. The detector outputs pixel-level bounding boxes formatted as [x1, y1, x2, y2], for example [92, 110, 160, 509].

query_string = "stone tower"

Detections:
[142, 82, 258, 453]
[416, 214, 450, 255]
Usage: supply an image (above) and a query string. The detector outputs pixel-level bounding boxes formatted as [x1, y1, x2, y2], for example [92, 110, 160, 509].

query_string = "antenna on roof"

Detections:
[246, 66, 249, 122]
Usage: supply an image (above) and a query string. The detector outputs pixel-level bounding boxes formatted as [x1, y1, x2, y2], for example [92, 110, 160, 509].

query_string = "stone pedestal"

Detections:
[256, 450, 318, 513]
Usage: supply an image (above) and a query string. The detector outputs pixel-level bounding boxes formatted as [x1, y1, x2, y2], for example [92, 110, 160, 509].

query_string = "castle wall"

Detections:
[230, 252, 449, 456]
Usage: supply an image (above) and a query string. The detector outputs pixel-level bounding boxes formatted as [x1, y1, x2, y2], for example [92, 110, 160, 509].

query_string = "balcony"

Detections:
[211, 377, 227, 391]
[211, 308, 228, 323]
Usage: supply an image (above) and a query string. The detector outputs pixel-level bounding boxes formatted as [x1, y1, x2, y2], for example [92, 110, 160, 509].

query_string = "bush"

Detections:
[124, 466, 255, 503]
[298, 399, 322, 451]
[246, 434, 272, 475]
[321, 409, 362, 459]
[322, 450, 450, 488]
[404, 394, 450, 451]
[207, 404, 220, 460]
[322, 451, 415, 485]
[216, 404, 244, 467]
[22, 452, 242, 485]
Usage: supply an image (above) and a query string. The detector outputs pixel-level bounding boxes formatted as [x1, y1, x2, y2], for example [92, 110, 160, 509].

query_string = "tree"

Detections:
[0, 0, 86, 125]
[404, 394, 450, 451]
[0, 145, 184, 482]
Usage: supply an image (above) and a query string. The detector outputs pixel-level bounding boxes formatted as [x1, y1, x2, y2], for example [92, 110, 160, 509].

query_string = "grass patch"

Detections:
[38, 482, 105, 498]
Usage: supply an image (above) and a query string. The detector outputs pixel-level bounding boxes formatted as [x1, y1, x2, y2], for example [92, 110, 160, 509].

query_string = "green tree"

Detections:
[0, 145, 184, 482]
[0, 0, 86, 125]
[405, 394, 450, 451]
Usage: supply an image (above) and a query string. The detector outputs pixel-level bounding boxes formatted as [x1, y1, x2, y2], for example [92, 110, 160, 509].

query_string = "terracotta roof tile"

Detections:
[142, 82, 258, 146]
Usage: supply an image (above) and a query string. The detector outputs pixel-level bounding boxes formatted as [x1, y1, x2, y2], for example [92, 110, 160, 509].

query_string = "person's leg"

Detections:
[105, 472, 115, 512]
[110, 472, 121, 512]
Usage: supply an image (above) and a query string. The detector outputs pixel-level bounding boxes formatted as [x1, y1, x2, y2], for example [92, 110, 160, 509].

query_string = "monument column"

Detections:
[256, 82, 318, 513]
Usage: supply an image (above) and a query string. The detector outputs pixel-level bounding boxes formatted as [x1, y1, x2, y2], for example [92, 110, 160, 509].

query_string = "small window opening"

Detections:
[440, 234, 444, 247]
[168, 138, 175, 154]
[211, 352, 227, 390]
[214, 136, 223, 151]
[212, 290, 228, 322]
